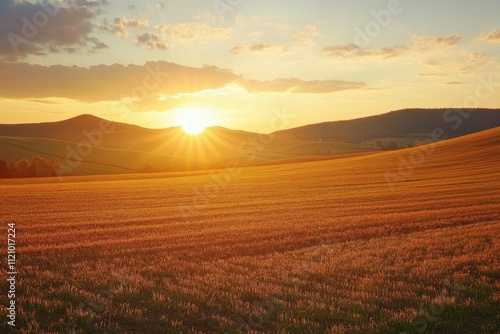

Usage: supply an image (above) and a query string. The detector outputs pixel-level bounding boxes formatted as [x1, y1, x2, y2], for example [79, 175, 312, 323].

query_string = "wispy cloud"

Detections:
[323, 44, 410, 59]
[230, 43, 290, 54]
[477, 29, 500, 43]
[241, 78, 366, 94]
[422, 52, 493, 75]
[155, 23, 232, 43]
[293, 25, 319, 44]
[323, 34, 463, 60]
[106, 16, 149, 38]
[135, 33, 168, 50]
[412, 34, 463, 49]
[156, 1, 166, 12]
[422, 60, 445, 67]
[417, 72, 447, 78]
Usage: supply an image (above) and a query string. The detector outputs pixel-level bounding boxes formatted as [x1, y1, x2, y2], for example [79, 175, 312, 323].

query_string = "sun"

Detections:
[177, 107, 212, 135]
[183, 118, 206, 135]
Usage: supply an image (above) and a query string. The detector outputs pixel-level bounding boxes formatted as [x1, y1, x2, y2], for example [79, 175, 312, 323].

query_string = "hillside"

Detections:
[0, 136, 207, 175]
[0, 114, 142, 138]
[3, 109, 499, 176]
[1, 128, 498, 333]
[0, 115, 378, 175]
[274, 108, 500, 144]
[0, 134, 377, 176]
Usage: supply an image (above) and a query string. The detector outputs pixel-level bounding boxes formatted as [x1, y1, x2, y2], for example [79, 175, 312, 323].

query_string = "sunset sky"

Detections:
[1, 0, 499, 132]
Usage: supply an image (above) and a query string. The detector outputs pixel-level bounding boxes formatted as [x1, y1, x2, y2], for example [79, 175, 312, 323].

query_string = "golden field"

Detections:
[1, 128, 499, 333]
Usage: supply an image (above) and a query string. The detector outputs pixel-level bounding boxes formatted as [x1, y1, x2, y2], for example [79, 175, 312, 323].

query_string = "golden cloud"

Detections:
[477, 29, 500, 43]
[0, 61, 367, 111]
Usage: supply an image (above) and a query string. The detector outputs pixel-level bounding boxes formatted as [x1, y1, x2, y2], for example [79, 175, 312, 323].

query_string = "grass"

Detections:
[360, 134, 435, 148]
[0, 132, 378, 176]
[0, 136, 205, 175]
[0, 128, 498, 333]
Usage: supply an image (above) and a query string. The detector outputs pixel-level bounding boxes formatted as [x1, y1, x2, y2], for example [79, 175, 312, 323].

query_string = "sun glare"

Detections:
[177, 107, 212, 135]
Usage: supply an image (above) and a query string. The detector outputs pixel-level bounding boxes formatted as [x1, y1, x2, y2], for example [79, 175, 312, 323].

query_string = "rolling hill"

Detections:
[2, 108, 499, 176]
[0, 115, 378, 175]
[274, 108, 500, 144]
[1, 128, 498, 333]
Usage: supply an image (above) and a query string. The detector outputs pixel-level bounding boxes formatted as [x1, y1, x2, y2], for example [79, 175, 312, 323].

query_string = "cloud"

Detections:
[241, 78, 366, 94]
[72, 0, 108, 9]
[107, 16, 149, 38]
[444, 81, 464, 85]
[422, 52, 492, 75]
[293, 25, 319, 44]
[0, 61, 367, 112]
[155, 23, 232, 43]
[457, 52, 492, 74]
[422, 60, 444, 67]
[156, 1, 166, 11]
[477, 29, 500, 43]
[135, 33, 168, 50]
[0, 61, 240, 103]
[0, 0, 107, 61]
[230, 43, 290, 54]
[417, 72, 446, 77]
[231, 25, 319, 54]
[412, 34, 463, 49]
[27, 99, 60, 105]
[323, 34, 463, 60]
[246, 31, 263, 38]
[323, 44, 410, 59]
[468, 52, 490, 63]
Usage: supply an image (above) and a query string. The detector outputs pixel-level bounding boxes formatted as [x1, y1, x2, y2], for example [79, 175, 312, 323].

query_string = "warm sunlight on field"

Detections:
[2, 0, 499, 332]
[176, 107, 213, 135]
[0, 129, 499, 333]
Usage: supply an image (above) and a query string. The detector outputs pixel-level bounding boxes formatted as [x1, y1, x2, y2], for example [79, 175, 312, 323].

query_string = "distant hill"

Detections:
[0, 114, 142, 138]
[2, 108, 500, 176]
[274, 109, 500, 144]
[0, 115, 377, 176]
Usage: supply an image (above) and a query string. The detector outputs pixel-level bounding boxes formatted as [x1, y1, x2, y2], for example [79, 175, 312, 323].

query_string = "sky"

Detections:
[0, 0, 499, 132]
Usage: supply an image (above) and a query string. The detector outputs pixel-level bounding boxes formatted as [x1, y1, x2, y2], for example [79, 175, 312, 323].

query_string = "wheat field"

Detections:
[1, 129, 499, 333]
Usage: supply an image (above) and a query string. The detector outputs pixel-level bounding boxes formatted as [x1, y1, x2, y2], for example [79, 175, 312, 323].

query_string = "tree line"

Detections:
[0, 156, 61, 178]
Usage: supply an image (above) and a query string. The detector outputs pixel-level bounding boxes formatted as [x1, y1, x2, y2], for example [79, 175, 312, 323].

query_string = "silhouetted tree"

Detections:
[387, 141, 399, 150]
[2, 157, 61, 178]
[0, 159, 9, 178]
[10, 159, 30, 178]
[28, 156, 58, 177]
